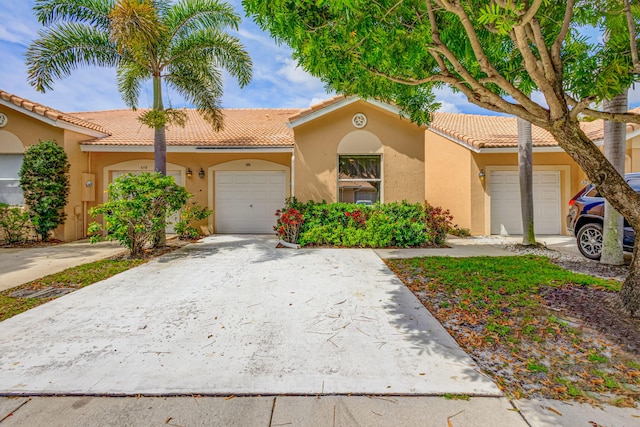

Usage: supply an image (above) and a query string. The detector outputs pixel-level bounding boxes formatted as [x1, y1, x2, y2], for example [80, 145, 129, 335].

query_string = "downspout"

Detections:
[290, 151, 295, 199]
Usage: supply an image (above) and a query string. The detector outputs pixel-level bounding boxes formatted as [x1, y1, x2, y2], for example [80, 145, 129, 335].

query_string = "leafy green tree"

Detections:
[88, 172, 190, 257]
[27, 0, 252, 175]
[18, 140, 70, 241]
[244, 0, 640, 315]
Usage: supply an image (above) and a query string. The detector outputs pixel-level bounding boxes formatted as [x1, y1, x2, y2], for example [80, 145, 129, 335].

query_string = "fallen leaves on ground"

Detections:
[386, 256, 640, 407]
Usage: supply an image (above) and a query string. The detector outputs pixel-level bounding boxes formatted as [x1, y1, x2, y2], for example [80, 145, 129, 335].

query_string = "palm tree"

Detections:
[601, 90, 628, 265]
[517, 117, 535, 246]
[26, 0, 252, 175]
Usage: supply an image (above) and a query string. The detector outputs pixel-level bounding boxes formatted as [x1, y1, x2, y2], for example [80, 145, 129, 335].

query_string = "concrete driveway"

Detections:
[0, 235, 499, 396]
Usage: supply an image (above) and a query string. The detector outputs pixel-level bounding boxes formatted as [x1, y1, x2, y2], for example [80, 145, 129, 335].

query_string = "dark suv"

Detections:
[566, 173, 640, 259]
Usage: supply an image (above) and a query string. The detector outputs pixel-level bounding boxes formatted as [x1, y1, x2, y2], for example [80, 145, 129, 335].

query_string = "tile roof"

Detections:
[0, 89, 110, 135]
[287, 95, 348, 122]
[287, 95, 630, 150]
[429, 111, 639, 149]
[74, 108, 298, 147]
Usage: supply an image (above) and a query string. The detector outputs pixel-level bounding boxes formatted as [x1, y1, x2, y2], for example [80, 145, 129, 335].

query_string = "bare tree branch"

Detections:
[575, 107, 640, 125]
[624, 0, 640, 73]
[432, 0, 546, 116]
[551, 0, 574, 63]
[517, 0, 544, 26]
[510, 26, 564, 118]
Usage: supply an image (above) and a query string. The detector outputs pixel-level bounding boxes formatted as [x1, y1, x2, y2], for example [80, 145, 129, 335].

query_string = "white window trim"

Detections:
[336, 153, 384, 203]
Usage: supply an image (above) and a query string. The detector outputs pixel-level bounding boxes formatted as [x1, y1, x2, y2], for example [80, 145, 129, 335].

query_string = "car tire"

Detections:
[576, 222, 603, 260]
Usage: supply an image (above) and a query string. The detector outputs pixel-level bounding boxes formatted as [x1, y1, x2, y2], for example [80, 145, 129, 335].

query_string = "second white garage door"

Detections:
[490, 170, 561, 235]
[215, 171, 286, 233]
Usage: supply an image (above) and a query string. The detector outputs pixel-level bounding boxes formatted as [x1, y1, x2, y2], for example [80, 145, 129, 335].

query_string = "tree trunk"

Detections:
[518, 117, 535, 245]
[601, 91, 628, 265]
[153, 75, 167, 176]
[548, 120, 640, 315]
[152, 74, 166, 247]
[621, 236, 640, 315]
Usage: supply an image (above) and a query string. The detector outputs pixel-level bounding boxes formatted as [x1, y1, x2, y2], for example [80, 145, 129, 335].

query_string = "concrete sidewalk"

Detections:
[2, 395, 638, 426]
[0, 240, 125, 292]
[375, 235, 584, 259]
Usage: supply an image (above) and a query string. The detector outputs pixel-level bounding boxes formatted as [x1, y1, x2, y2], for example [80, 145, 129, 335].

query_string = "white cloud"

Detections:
[276, 58, 324, 91]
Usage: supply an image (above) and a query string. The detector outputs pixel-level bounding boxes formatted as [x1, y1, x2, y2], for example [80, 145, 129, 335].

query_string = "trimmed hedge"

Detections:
[275, 199, 454, 247]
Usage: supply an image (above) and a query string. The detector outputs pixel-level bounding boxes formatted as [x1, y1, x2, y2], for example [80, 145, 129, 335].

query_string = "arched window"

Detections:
[337, 130, 383, 204]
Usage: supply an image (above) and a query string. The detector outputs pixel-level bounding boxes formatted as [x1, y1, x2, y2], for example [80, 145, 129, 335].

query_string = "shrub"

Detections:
[276, 199, 456, 248]
[88, 172, 189, 257]
[0, 205, 32, 244]
[18, 140, 70, 241]
[175, 202, 212, 240]
[275, 206, 304, 244]
[424, 203, 454, 245]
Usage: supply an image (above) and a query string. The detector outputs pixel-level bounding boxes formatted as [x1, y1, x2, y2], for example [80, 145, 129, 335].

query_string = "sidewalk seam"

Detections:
[0, 398, 31, 424]
[509, 399, 533, 427]
[268, 396, 277, 426]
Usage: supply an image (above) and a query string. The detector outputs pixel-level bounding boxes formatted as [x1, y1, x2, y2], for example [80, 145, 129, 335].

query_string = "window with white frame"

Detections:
[338, 155, 381, 204]
[0, 154, 24, 205]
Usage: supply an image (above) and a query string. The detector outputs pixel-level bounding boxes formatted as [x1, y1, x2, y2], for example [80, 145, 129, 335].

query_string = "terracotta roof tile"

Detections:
[288, 95, 348, 121]
[428, 111, 640, 149]
[74, 108, 298, 147]
[0, 89, 110, 135]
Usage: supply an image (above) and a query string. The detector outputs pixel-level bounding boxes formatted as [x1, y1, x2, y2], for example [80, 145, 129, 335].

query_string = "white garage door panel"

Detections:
[490, 170, 561, 235]
[216, 171, 286, 234]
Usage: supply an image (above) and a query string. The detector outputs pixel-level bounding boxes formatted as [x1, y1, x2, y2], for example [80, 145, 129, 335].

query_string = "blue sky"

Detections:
[1, 1, 638, 115]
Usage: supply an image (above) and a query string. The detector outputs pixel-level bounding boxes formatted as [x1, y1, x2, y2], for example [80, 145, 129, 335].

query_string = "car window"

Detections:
[585, 187, 600, 197]
[627, 178, 640, 191]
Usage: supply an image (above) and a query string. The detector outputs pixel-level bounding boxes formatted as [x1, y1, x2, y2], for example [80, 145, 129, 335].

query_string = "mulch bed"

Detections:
[542, 286, 640, 354]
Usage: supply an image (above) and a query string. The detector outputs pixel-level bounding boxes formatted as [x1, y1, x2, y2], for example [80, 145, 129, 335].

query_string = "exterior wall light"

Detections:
[478, 169, 485, 180]
[199, 168, 205, 179]
[186, 168, 193, 179]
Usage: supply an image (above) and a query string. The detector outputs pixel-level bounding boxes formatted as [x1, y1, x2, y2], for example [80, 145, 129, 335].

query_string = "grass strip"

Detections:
[0, 257, 146, 322]
[386, 255, 639, 406]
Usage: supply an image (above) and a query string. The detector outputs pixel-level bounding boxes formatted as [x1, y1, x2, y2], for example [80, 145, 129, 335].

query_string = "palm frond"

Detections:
[116, 60, 149, 108]
[34, 0, 114, 28]
[167, 28, 252, 87]
[26, 23, 119, 92]
[164, 0, 240, 41]
[166, 57, 224, 130]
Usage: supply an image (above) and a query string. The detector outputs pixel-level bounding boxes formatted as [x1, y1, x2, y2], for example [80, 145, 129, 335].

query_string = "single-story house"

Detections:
[1, 89, 638, 241]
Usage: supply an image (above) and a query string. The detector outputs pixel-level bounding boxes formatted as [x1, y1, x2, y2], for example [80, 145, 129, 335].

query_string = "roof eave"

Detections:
[79, 144, 294, 153]
[287, 96, 420, 128]
[0, 97, 109, 138]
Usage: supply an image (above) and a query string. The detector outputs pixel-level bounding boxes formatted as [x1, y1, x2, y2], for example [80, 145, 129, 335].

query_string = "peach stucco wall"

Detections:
[293, 101, 425, 204]
[0, 105, 82, 241]
[425, 127, 584, 236]
[424, 130, 473, 231]
[90, 151, 292, 233]
[473, 151, 579, 236]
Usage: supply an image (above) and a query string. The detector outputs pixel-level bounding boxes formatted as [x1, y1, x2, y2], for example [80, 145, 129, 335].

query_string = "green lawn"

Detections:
[386, 255, 640, 406]
[0, 257, 146, 322]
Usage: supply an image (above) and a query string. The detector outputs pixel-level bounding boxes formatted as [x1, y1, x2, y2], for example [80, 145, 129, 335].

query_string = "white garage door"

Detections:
[215, 171, 286, 233]
[111, 170, 183, 233]
[490, 170, 561, 235]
